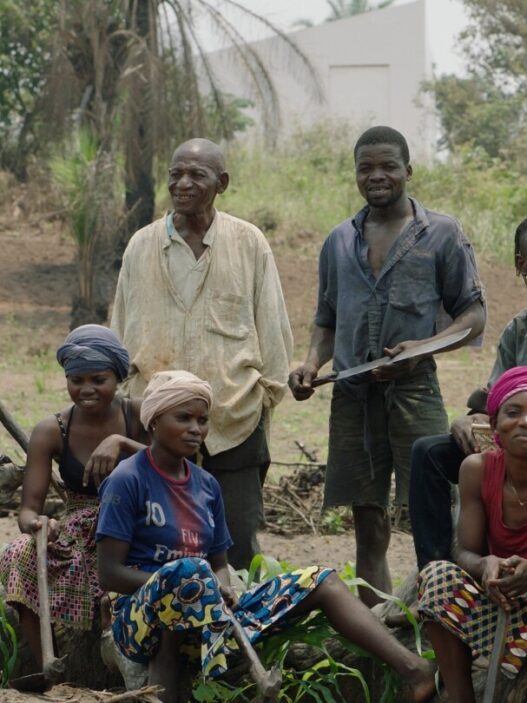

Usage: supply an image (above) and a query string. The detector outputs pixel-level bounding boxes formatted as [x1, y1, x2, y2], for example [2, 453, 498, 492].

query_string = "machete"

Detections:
[311, 327, 472, 388]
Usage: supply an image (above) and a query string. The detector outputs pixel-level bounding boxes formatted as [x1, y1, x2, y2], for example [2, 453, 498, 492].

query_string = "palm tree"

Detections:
[326, 0, 394, 21]
[42, 0, 321, 325]
[50, 131, 122, 327]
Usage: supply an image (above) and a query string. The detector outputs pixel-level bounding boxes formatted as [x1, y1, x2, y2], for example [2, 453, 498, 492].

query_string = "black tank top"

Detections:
[55, 399, 132, 496]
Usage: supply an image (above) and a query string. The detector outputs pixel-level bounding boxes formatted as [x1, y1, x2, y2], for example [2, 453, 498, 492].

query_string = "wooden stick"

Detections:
[294, 440, 319, 463]
[36, 516, 55, 671]
[227, 610, 282, 701]
[269, 492, 317, 533]
[482, 607, 509, 703]
[95, 684, 164, 702]
[0, 401, 29, 452]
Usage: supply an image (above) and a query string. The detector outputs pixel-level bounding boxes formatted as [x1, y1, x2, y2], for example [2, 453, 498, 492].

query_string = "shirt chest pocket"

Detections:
[205, 289, 251, 340]
[389, 257, 439, 316]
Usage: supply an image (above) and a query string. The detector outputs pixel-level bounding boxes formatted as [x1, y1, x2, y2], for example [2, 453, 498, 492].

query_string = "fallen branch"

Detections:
[263, 462, 326, 535]
[94, 685, 164, 702]
[266, 489, 318, 533]
[0, 401, 66, 502]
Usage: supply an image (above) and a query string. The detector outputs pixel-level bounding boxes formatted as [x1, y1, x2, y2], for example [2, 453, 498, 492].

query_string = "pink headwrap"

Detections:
[487, 366, 527, 419]
[140, 370, 213, 431]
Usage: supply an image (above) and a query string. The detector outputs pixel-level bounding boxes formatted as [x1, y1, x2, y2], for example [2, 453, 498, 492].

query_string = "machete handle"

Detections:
[311, 373, 337, 388]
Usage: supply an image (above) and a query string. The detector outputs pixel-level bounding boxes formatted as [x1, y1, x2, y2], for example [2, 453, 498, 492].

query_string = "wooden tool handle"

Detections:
[36, 516, 55, 670]
[311, 373, 337, 388]
[228, 610, 281, 698]
[482, 607, 509, 703]
[229, 615, 268, 679]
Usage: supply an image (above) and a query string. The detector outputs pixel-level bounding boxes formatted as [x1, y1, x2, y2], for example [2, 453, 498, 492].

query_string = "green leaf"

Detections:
[343, 572, 423, 655]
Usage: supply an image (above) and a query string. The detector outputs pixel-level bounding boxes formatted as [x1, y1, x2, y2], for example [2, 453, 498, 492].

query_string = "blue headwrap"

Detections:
[56, 325, 129, 382]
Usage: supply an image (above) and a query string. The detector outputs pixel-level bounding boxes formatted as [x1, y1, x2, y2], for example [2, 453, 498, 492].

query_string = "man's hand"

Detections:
[451, 413, 489, 455]
[372, 340, 422, 381]
[83, 435, 122, 488]
[288, 363, 318, 401]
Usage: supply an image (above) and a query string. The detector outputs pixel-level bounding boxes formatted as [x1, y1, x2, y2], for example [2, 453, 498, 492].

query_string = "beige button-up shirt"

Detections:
[111, 211, 294, 455]
[166, 212, 215, 309]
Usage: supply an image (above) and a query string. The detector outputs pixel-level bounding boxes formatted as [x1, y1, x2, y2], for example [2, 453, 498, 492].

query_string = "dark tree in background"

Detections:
[11, 0, 320, 325]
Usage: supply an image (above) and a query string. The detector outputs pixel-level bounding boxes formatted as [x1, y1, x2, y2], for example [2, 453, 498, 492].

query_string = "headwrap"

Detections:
[140, 370, 213, 431]
[56, 324, 129, 382]
[487, 366, 527, 418]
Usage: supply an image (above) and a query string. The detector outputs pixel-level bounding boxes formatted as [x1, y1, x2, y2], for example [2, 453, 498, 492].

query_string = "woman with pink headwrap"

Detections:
[97, 370, 436, 703]
[419, 366, 527, 702]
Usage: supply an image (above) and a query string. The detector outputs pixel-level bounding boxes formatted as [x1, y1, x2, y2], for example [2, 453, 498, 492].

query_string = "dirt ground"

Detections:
[0, 180, 525, 582]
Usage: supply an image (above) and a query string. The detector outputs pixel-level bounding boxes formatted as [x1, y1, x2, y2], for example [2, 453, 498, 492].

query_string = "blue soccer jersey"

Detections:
[96, 449, 233, 571]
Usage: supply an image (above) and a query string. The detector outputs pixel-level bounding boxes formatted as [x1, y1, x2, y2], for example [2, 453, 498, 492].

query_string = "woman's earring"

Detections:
[151, 424, 156, 432]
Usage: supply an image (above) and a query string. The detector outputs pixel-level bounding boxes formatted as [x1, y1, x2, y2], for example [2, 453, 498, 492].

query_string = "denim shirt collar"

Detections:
[351, 196, 429, 238]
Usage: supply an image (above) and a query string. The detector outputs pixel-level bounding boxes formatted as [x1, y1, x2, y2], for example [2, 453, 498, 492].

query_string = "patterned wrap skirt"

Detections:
[110, 557, 333, 677]
[418, 560, 527, 677]
[0, 492, 102, 630]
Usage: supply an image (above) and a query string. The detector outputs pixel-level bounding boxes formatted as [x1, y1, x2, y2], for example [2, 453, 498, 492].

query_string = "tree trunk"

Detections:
[120, 0, 155, 260]
[70, 150, 121, 328]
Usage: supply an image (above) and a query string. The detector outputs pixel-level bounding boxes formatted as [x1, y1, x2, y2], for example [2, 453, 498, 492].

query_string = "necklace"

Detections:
[508, 478, 527, 507]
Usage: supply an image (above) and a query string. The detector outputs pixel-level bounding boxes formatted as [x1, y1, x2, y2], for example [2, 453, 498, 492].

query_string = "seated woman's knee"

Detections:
[159, 557, 214, 583]
[419, 559, 460, 585]
[316, 572, 344, 598]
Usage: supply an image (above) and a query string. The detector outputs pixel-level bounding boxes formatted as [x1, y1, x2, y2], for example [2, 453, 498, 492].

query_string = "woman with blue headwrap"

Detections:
[0, 325, 147, 671]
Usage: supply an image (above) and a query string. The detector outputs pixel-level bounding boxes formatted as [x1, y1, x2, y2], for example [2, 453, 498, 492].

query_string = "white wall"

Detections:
[208, 0, 434, 161]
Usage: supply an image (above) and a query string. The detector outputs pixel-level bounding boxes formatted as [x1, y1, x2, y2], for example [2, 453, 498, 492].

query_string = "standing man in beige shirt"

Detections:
[111, 138, 293, 569]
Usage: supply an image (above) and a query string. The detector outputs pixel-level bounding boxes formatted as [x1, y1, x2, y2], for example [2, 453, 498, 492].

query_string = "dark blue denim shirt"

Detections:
[315, 197, 485, 375]
[488, 309, 527, 387]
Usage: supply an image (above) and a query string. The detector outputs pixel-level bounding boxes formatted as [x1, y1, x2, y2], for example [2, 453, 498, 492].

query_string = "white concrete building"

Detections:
[209, 0, 434, 160]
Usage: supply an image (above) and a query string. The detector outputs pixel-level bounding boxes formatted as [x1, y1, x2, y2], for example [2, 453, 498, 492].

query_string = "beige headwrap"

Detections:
[140, 370, 213, 431]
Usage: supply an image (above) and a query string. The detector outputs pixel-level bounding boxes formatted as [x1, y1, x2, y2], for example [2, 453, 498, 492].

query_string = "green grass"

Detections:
[0, 319, 66, 462]
[210, 124, 527, 266]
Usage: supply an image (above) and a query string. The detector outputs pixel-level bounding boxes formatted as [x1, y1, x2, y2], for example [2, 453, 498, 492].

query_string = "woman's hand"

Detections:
[209, 551, 239, 609]
[488, 556, 527, 607]
[481, 555, 510, 609]
[220, 584, 239, 610]
[25, 515, 60, 544]
[83, 435, 123, 488]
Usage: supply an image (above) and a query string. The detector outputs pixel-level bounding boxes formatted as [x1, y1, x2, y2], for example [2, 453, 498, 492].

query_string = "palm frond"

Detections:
[217, 0, 324, 103]
[192, 0, 281, 142]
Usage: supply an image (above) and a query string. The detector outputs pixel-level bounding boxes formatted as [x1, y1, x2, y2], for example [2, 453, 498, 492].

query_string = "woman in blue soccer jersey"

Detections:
[96, 370, 435, 703]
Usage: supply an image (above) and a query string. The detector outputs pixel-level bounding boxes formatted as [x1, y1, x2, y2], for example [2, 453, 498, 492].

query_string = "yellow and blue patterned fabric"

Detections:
[110, 557, 332, 677]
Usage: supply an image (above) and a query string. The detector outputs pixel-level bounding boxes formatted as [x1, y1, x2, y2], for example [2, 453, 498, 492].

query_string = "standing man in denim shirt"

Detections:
[289, 126, 486, 606]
